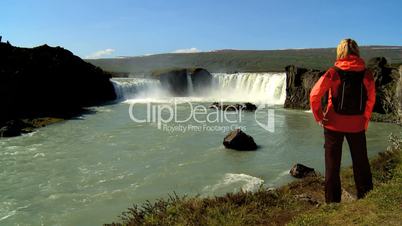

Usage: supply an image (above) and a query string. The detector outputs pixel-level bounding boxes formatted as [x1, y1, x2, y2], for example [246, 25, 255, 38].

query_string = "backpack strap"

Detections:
[332, 66, 366, 75]
[329, 66, 341, 81]
[331, 66, 341, 72]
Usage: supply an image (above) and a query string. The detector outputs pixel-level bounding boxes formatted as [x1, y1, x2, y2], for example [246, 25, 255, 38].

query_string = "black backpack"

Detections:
[331, 67, 367, 115]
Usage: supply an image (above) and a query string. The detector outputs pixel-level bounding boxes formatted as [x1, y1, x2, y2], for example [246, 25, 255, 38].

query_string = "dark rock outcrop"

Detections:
[190, 68, 213, 94]
[158, 69, 189, 96]
[210, 102, 242, 111]
[0, 120, 32, 137]
[223, 129, 258, 151]
[0, 43, 116, 131]
[284, 65, 325, 110]
[157, 68, 213, 96]
[290, 163, 316, 178]
[210, 102, 257, 111]
[244, 102, 258, 111]
[0, 118, 64, 137]
[368, 57, 400, 117]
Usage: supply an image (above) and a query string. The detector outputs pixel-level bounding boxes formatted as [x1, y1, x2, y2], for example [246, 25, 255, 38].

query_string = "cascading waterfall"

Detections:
[112, 72, 286, 105]
[210, 72, 286, 104]
[112, 78, 163, 100]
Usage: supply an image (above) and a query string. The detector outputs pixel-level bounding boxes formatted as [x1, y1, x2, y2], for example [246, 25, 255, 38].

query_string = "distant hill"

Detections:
[87, 46, 402, 75]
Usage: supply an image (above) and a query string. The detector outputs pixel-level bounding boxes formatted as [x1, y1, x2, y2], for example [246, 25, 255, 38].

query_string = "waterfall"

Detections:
[211, 73, 286, 104]
[186, 73, 194, 96]
[112, 73, 286, 105]
[112, 78, 163, 100]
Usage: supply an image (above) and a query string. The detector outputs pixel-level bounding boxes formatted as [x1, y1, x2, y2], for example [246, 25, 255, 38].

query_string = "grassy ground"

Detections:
[290, 133, 402, 226]
[106, 133, 402, 226]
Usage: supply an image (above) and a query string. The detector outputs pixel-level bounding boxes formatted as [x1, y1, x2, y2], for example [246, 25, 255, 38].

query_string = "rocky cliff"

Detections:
[284, 58, 401, 123]
[0, 42, 116, 127]
[284, 66, 324, 109]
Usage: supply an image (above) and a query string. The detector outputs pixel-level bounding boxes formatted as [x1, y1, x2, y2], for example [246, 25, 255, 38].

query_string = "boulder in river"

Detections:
[243, 102, 258, 111]
[0, 119, 34, 137]
[289, 163, 316, 178]
[210, 102, 257, 111]
[223, 129, 258, 151]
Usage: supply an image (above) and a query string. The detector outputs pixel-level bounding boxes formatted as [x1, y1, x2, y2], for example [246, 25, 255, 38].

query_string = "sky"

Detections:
[1, 0, 402, 58]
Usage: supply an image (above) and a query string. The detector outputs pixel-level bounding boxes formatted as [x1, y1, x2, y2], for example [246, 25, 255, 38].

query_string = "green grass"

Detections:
[105, 133, 402, 226]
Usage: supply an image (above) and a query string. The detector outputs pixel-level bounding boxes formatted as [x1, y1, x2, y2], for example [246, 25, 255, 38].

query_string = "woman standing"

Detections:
[310, 39, 376, 203]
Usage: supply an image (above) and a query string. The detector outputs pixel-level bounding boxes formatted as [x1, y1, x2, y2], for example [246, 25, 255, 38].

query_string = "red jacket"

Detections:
[310, 55, 376, 132]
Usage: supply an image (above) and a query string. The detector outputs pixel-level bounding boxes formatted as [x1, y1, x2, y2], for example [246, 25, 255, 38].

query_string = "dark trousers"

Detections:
[324, 128, 373, 203]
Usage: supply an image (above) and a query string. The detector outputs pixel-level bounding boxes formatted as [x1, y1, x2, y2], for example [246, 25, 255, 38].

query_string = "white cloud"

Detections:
[85, 48, 115, 59]
[173, 47, 200, 53]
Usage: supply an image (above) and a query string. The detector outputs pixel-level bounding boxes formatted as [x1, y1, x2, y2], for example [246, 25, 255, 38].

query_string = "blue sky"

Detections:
[1, 0, 401, 58]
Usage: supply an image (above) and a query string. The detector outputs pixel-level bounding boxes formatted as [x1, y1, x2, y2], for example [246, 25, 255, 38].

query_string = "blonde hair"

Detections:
[336, 38, 360, 60]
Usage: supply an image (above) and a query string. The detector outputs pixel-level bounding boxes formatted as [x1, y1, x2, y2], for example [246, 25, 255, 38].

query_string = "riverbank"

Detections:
[0, 117, 63, 137]
[106, 133, 401, 226]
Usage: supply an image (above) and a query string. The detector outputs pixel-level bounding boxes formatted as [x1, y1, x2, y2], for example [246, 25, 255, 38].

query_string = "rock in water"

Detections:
[210, 102, 257, 111]
[243, 102, 257, 111]
[223, 129, 257, 151]
[210, 103, 242, 111]
[0, 120, 31, 137]
[290, 163, 316, 178]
